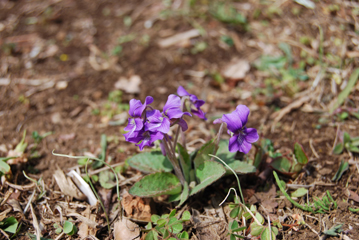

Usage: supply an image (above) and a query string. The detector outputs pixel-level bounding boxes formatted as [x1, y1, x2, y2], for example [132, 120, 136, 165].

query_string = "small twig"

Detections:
[305, 223, 320, 238]
[331, 124, 341, 154]
[5, 181, 36, 191]
[54, 232, 65, 240]
[24, 190, 36, 214]
[268, 215, 272, 240]
[0, 228, 9, 240]
[309, 139, 320, 159]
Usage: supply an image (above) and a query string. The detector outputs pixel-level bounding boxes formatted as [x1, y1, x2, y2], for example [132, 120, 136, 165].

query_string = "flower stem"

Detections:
[173, 125, 181, 150]
[163, 136, 185, 184]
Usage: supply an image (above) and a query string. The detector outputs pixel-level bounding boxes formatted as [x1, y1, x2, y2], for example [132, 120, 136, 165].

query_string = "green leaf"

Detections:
[323, 224, 343, 236]
[63, 221, 76, 235]
[98, 170, 116, 189]
[229, 220, 239, 231]
[129, 172, 182, 197]
[255, 212, 264, 225]
[77, 158, 89, 165]
[330, 68, 359, 113]
[177, 143, 191, 183]
[348, 144, 359, 153]
[127, 151, 173, 173]
[230, 206, 240, 218]
[216, 140, 256, 174]
[291, 188, 308, 198]
[270, 157, 292, 173]
[351, 112, 359, 120]
[253, 149, 263, 169]
[333, 143, 344, 154]
[350, 136, 359, 146]
[332, 160, 349, 181]
[278, 42, 292, 64]
[145, 230, 158, 240]
[250, 222, 264, 236]
[190, 161, 225, 196]
[0, 160, 10, 174]
[271, 226, 279, 235]
[0, 216, 18, 233]
[156, 219, 166, 228]
[293, 143, 308, 165]
[151, 214, 160, 224]
[343, 132, 351, 146]
[181, 211, 191, 221]
[26, 233, 53, 240]
[225, 160, 256, 174]
[169, 209, 177, 218]
[193, 139, 218, 171]
[15, 130, 27, 153]
[261, 227, 276, 240]
[177, 231, 189, 239]
[170, 222, 183, 234]
[231, 227, 246, 232]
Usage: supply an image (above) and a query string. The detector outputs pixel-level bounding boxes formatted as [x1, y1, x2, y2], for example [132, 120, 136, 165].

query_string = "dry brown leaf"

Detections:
[77, 207, 90, 238]
[121, 190, 152, 222]
[348, 190, 359, 202]
[114, 218, 140, 240]
[6, 199, 22, 213]
[222, 58, 250, 80]
[114, 75, 141, 94]
[53, 169, 86, 201]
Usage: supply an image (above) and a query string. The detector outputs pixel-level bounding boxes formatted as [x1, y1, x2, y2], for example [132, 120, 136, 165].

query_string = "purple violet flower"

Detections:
[214, 105, 259, 154]
[124, 96, 153, 140]
[163, 94, 191, 119]
[145, 109, 170, 134]
[128, 96, 153, 118]
[127, 130, 164, 151]
[162, 94, 191, 131]
[177, 86, 207, 120]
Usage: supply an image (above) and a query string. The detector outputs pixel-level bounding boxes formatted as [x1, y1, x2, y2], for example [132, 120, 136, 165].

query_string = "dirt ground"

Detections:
[1, 0, 359, 239]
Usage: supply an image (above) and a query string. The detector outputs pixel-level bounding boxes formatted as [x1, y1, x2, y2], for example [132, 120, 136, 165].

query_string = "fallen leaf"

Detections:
[348, 190, 359, 203]
[114, 75, 141, 94]
[121, 190, 152, 222]
[114, 218, 140, 240]
[222, 58, 250, 80]
[53, 169, 86, 201]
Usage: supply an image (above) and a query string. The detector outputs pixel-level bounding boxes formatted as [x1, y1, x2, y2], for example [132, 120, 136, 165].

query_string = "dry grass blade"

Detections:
[66, 212, 98, 228]
[30, 203, 41, 240]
